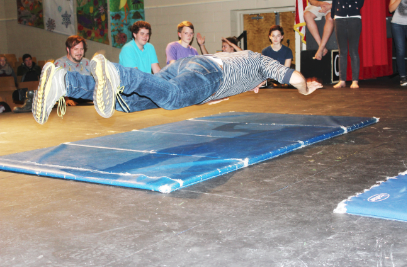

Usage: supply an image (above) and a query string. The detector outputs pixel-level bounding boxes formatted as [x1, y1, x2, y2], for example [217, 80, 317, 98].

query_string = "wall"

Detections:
[3, 0, 295, 65]
[0, 0, 9, 52]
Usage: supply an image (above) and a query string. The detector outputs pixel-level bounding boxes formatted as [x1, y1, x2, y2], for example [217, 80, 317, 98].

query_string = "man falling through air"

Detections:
[32, 51, 322, 124]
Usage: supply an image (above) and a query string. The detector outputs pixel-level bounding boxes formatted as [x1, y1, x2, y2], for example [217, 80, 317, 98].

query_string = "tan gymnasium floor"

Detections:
[1, 78, 407, 266]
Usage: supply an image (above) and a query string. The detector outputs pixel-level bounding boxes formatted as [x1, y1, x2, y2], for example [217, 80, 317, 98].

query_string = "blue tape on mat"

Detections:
[0, 112, 379, 193]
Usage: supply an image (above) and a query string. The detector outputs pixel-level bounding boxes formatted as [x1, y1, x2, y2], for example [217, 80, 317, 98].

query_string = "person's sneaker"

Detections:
[32, 62, 67, 124]
[90, 54, 120, 118]
[401, 76, 407, 86]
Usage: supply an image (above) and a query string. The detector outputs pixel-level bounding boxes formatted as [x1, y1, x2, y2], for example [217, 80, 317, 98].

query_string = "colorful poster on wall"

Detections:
[43, 0, 75, 35]
[17, 0, 44, 29]
[109, 0, 144, 48]
[76, 0, 109, 45]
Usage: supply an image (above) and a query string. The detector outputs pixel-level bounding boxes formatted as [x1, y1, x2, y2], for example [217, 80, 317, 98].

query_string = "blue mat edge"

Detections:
[174, 116, 379, 192]
[0, 117, 379, 193]
[333, 170, 407, 222]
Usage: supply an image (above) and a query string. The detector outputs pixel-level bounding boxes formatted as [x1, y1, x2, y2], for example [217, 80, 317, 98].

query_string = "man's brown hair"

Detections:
[130, 21, 152, 38]
[177, 21, 194, 33]
[65, 35, 88, 52]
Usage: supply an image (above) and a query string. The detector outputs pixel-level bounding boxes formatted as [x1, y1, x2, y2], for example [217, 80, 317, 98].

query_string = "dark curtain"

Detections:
[345, 0, 393, 80]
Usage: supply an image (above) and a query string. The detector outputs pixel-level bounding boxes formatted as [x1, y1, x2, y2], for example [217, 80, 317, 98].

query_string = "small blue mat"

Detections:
[0, 112, 378, 193]
[334, 171, 407, 222]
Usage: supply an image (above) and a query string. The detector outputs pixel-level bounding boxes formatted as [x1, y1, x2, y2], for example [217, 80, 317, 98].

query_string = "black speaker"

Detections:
[301, 50, 337, 84]
[305, 17, 338, 51]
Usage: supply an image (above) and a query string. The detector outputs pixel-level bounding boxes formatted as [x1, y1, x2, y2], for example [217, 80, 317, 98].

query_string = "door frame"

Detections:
[231, 6, 300, 70]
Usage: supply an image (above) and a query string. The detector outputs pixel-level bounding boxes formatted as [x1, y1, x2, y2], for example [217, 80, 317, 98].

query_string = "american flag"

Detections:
[294, 0, 308, 44]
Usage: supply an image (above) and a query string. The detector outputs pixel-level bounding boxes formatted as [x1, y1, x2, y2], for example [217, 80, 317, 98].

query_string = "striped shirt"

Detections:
[201, 51, 294, 103]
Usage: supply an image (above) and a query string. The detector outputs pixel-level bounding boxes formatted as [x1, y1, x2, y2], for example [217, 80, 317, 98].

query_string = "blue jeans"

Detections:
[391, 23, 407, 77]
[65, 72, 94, 100]
[65, 70, 160, 112]
[65, 56, 223, 112]
[114, 56, 223, 111]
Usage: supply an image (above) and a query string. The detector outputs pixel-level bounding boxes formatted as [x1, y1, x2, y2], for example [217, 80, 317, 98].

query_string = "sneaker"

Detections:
[90, 54, 121, 118]
[32, 62, 67, 124]
[401, 76, 407, 86]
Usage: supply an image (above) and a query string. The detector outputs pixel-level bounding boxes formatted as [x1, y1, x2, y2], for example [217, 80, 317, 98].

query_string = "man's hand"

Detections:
[197, 33, 205, 46]
[64, 97, 77, 106]
[319, 3, 332, 13]
[197, 33, 209, 54]
[222, 37, 243, 52]
[250, 80, 266, 93]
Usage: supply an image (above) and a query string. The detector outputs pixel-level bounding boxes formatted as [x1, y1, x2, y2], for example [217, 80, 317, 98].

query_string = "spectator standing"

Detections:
[390, 0, 407, 86]
[332, 0, 365, 89]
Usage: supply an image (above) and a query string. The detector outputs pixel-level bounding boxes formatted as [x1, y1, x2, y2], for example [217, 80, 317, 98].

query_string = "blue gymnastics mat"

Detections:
[0, 112, 378, 193]
[334, 171, 407, 222]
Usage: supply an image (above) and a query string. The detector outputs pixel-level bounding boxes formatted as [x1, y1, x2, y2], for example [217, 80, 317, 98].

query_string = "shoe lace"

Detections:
[116, 86, 130, 113]
[57, 96, 66, 118]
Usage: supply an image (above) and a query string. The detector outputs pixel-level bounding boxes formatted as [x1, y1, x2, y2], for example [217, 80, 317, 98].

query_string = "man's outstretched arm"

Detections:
[289, 70, 322, 95]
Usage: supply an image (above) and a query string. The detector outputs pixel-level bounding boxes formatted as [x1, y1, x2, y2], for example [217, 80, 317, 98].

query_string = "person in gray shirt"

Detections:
[54, 35, 92, 106]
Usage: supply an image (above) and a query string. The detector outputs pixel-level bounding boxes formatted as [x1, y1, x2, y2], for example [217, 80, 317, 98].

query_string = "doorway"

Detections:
[243, 11, 296, 66]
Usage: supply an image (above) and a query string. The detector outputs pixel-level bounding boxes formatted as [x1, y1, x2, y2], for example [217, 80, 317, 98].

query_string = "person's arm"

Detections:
[147, 45, 160, 73]
[196, 33, 209, 54]
[284, 48, 293, 68]
[389, 0, 401, 13]
[35, 65, 42, 77]
[260, 55, 320, 94]
[151, 63, 161, 74]
[284, 59, 292, 68]
[165, 43, 178, 65]
[354, 0, 364, 9]
[289, 71, 322, 95]
[250, 80, 267, 93]
[331, 0, 336, 18]
[309, 0, 325, 7]
[222, 37, 243, 52]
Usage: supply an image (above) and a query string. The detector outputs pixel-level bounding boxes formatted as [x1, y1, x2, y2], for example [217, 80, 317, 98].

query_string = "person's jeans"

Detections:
[113, 56, 223, 111]
[65, 72, 94, 100]
[65, 72, 160, 112]
[334, 18, 361, 81]
[64, 56, 223, 112]
[391, 23, 407, 78]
